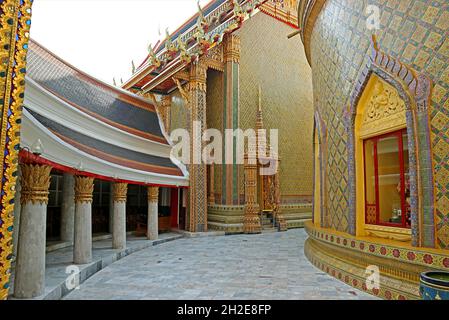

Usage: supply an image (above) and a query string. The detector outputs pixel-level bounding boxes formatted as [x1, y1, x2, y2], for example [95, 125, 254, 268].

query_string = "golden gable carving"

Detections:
[360, 78, 406, 139]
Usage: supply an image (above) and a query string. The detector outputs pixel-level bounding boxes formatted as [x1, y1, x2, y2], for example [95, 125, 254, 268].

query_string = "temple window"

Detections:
[364, 129, 410, 229]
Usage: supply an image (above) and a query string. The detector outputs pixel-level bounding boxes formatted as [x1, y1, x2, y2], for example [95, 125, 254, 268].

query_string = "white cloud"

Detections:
[30, 0, 210, 84]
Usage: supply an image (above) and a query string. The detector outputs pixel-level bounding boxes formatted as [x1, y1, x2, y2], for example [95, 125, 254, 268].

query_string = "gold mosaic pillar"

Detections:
[112, 182, 127, 249]
[13, 164, 51, 299]
[243, 153, 261, 234]
[73, 176, 94, 264]
[223, 34, 241, 205]
[0, 0, 34, 300]
[188, 60, 208, 232]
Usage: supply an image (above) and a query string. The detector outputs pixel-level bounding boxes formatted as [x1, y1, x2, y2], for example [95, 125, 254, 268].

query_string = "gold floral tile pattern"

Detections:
[310, 0, 449, 247]
[238, 13, 314, 202]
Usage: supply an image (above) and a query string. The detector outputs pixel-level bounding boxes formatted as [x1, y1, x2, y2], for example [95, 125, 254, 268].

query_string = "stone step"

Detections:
[261, 227, 277, 233]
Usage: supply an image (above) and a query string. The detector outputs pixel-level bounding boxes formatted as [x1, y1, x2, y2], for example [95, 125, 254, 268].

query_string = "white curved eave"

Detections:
[21, 108, 189, 187]
[24, 77, 172, 158]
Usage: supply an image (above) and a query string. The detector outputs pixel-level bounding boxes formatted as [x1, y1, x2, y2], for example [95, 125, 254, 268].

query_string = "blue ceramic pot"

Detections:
[420, 271, 449, 300]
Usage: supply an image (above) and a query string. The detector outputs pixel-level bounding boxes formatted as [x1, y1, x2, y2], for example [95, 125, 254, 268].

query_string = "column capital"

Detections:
[147, 186, 159, 203]
[74, 176, 94, 203]
[223, 34, 241, 64]
[189, 60, 208, 92]
[112, 182, 128, 203]
[20, 164, 52, 205]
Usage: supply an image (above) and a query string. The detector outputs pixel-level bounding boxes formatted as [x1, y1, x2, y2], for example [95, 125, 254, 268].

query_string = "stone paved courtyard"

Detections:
[65, 229, 376, 300]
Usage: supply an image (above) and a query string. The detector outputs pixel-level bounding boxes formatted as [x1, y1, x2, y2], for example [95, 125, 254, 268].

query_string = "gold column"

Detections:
[188, 60, 208, 232]
[243, 154, 261, 234]
[223, 34, 241, 205]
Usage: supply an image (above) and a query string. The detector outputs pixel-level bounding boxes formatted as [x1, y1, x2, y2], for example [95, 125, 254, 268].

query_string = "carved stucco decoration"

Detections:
[112, 182, 128, 203]
[148, 186, 159, 203]
[360, 79, 407, 139]
[74, 176, 95, 204]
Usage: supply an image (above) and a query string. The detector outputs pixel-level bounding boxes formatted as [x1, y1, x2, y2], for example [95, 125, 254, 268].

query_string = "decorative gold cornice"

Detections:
[189, 60, 208, 92]
[173, 70, 190, 82]
[112, 182, 128, 203]
[20, 164, 52, 205]
[223, 34, 241, 64]
[74, 176, 94, 203]
[173, 77, 190, 105]
[298, 0, 327, 66]
[148, 186, 159, 203]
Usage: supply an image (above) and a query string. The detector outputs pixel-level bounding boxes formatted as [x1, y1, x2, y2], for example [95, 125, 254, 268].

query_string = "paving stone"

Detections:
[64, 230, 377, 300]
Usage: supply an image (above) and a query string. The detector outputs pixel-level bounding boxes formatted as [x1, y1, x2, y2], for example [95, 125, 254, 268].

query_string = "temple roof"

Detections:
[23, 40, 188, 186]
[123, 0, 298, 94]
[27, 40, 168, 144]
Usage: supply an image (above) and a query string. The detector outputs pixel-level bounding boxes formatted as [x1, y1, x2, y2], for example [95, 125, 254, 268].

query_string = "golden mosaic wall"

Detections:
[237, 12, 314, 203]
[206, 69, 224, 201]
[169, 90, 188, 133]
[309, 0, 449, 247]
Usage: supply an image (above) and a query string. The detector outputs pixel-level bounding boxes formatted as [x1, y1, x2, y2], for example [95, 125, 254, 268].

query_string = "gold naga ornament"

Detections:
[177, 37, 192, 64]
[148, 43, 161, 68]
[232, 0, 246, 25]
[164, 28, 178, 61]
[194, 8, 214, 54]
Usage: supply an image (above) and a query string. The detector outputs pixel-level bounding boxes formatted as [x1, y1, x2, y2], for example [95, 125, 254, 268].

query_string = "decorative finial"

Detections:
[258, 85, 262, 112]
[148, 43, 161, 68]
[113, 77, 117, 86]
[132, 60, 136, 74]
[120, 78, 123, 85]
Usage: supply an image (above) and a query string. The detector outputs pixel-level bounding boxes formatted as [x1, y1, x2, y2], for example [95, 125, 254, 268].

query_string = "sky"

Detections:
[30, 0, 211, 85]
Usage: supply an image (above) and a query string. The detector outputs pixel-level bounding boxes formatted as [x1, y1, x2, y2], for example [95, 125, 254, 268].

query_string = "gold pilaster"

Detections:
[223, 34, 241, 64]
[243, 153, 261, 234]
[74, 176, 94, 203]
[19, 164, 52, 205]
[188, 59, 208, 232]
[112, 182, 128, 203]
[148, 186, 159, 203]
